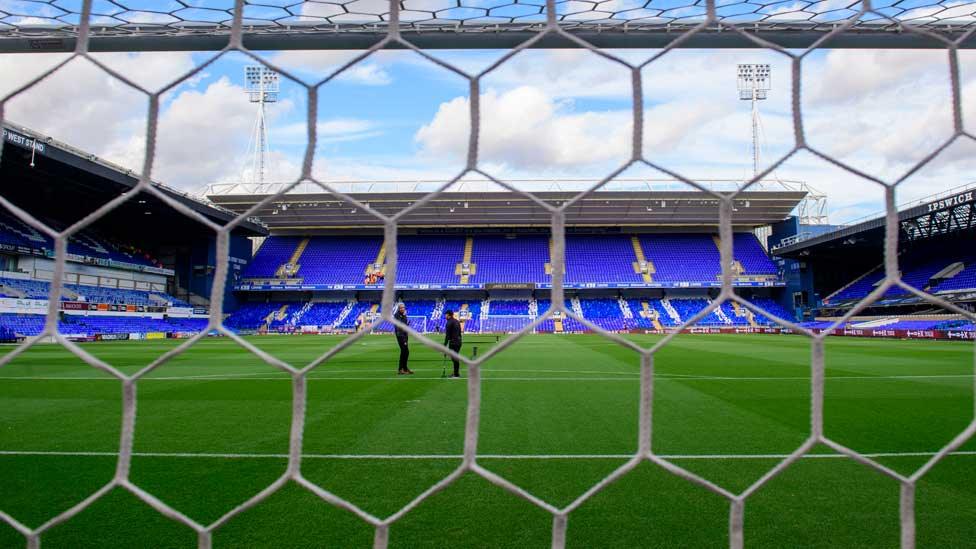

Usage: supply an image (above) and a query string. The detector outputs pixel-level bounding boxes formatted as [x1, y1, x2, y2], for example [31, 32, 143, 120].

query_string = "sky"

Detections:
[1, 3, 975, 224]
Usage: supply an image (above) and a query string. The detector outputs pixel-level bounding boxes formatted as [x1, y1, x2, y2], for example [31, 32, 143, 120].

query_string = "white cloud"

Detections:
[2, 55, 151, 170]
[150, 76, 299, 187]
[416, 86, 632, 170]
[805, 49, 945, 106]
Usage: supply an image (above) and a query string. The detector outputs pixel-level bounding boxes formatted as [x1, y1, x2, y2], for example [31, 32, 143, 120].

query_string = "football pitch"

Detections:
[0, 333, 974, 548]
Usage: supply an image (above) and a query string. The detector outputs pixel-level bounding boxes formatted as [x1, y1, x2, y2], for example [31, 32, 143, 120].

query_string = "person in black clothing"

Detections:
[394, 303, 413, 375]
[443, 310, 463, 378]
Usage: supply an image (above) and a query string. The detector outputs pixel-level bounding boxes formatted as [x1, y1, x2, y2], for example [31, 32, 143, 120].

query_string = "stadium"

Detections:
[1, 2, 975, 548]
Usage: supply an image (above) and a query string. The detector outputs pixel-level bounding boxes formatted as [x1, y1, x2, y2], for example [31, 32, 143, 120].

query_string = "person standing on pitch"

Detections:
[394, 303, 413, 375]
[443, 310, 463, 378]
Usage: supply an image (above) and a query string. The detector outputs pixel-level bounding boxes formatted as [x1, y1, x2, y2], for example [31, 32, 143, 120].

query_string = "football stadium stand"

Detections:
[640, 235, 721, 284]
[825, 252, 976, 305]
[239, 232, 779, 289]
[0, 210, 165, 271]
[772, 184, 976, 330]
[467, 236, 548, 284]
[0, 277, 188, 306]
[2, 124, 971, 340]
[564, 236, 643, 285]
[0, 313, 208, 337]
[223, 293, 807, 335]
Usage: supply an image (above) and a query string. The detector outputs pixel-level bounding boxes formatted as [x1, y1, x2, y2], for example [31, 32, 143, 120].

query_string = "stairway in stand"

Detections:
[631, 236, 654, 283]
[276, 238, 309, 278]
[457, 237, 475, 283]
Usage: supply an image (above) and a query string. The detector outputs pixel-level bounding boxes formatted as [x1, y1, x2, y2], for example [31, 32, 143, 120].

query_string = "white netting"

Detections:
[1, 1, 975, 548]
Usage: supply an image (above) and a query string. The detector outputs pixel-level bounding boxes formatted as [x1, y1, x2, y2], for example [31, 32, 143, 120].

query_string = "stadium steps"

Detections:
[927, 261, 965, 291]
[275, 238, 309, 278]
[731, 301, 758, 326]
[711, 301, 733, 324]
[290, 301, 313, 326]
[365, 242, 387, 276]
[618, 297, 633, 319]
[824, 262, 884, 303]
[660, 298, 682, 324]
[0, 284, 25, 298]
[356, 304, 381, 332]
[630, 236, 654, 283]
[264, 304, 288, 330]
[571, 296, 584, 317]
[0, 218, 46, 244]
[457, 237, 475, 283]
[431, 298, 445, 320]
[639, 301, 663, 330]
[544, 237, 555, 276]
[333, 300, 356, 328]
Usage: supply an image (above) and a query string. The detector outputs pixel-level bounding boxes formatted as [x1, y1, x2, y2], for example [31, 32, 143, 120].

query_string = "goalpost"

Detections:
[479, 316, 534, 334]
[1, 2, 975, 549]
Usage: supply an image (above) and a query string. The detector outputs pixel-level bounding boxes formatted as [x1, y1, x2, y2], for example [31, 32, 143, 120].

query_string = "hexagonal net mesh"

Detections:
[0, 1, 975, 548]
[0, 0, 975, 51]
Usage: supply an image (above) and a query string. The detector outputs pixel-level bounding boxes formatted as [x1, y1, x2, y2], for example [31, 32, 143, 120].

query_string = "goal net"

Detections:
[1, 1, 975, 549]
[479, 316, 534, 334]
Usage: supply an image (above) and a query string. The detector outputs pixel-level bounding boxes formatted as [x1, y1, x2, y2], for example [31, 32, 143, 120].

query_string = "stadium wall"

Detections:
[169, 232, 252, 311]
[13, 257, 169, 290]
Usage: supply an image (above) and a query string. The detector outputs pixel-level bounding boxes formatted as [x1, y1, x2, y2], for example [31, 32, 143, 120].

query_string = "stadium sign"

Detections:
[2, 128, 46, 154]
[485, 283, 537, 290]
[926, 191, 974, 213]
[0, 297, 48, 314]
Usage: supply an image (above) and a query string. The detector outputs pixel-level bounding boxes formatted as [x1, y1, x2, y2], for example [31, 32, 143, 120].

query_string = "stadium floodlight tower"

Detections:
[737, 63, 771, 178]
[241, 65, 279, 193]
[735, 64, 829, 226]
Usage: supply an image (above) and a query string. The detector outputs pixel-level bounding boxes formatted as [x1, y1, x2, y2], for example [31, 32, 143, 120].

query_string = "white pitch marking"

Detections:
[0, 450, 974, 460]
[0, 374, 973, 381]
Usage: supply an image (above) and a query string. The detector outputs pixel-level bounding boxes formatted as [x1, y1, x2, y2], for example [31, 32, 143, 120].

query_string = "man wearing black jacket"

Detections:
[394, 303, 413, 375]
[443, 310, 463, 378]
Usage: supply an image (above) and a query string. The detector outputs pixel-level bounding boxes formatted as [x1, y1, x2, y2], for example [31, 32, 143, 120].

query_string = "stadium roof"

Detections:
[773, 185, 976, 257]
[1, 123, 267, 237]
[208, 190, 806, 231]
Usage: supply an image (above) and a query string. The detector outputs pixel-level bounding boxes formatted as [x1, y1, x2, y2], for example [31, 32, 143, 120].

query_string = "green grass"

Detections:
[0, 333, 974, 548]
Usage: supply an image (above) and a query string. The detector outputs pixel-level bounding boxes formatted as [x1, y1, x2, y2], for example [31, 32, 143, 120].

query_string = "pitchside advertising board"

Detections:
[235, 281, 786, 291]
[0, 298, 47, 314]
[646, 327, 974, 340]
[62, 302, 167, 313]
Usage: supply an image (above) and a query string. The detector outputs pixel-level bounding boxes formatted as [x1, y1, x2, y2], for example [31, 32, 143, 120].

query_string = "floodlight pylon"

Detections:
[737, 64, 828, 226]
[240, 66, 280, 194]
[737, 64, 771, 179]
